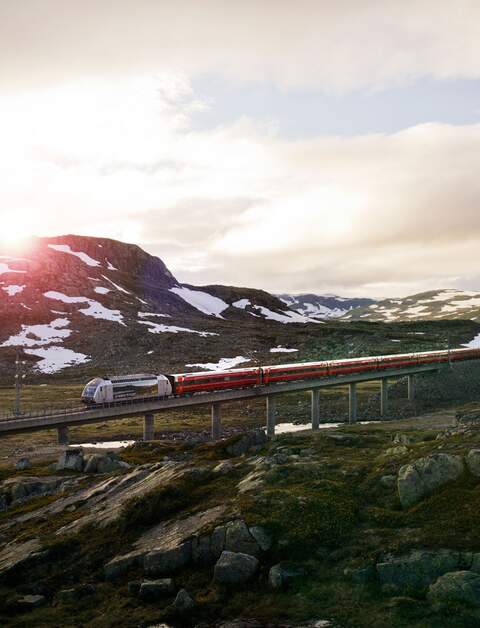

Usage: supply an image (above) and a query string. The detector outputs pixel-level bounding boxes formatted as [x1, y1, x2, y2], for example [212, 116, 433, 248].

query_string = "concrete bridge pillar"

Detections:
[349, 383, 357, 423]
[408, 375, 415, 401]
[380, 378, 389, 417]
[143, 413, 155, 441]
[211, 402, 221, 440]
[266, 396, 276, 437]
[57, 425, 69, 446]
[311, 389, 320, 430]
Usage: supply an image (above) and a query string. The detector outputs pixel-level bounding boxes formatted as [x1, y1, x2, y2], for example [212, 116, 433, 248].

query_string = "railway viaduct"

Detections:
[0, 364, 439, 445]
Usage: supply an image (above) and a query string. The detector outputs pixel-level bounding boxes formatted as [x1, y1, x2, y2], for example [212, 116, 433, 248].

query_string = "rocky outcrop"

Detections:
[213, 551, 259, 585]
[377, 550, 465, 591]
[0, 476, 67, 510]
[225, 430, 267, 457]
[428, 570, 480, 607]
[0, 538, 42, 579]
[397, 453, 464, 508]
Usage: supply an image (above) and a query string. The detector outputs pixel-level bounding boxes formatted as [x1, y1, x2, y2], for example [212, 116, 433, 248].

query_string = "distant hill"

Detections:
[342, 289, 480, 323]
[278, 293, 376, 319]
[0, 235, 321, 378]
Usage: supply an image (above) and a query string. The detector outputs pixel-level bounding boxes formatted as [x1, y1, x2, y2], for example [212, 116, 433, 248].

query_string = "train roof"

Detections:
[107, 373, 158, 383]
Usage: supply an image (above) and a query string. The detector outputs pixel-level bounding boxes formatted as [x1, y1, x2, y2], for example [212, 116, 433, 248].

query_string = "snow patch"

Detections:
[138, 320, 218, 337]
[169, 286, 229, 318]
[0, 262, 26, 276]
[94, 287, 111, 295]
[1, 318, 71, 347]
[25, 346, 90, 373]
[185, 356, 251, 371]
[138, 311, 170, 319]
[44, 291, 124, 325]
[101, 274, 130, 294]
[48, 244, 101, 267]
[232, 299, 251, 309]
[106, 259, 118, 271]
[270, 346, 298, 353]
[252, 305, 321, 324]
[463, 334, 480, 348]
[2, 284, 25, 296]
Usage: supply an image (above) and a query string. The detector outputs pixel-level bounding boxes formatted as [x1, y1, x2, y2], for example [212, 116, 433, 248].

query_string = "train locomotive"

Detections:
[81, 347, 480, 406]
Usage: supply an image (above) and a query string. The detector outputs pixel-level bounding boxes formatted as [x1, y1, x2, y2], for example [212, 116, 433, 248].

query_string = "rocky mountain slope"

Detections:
[0, 235, 323, 380]
[342, 289, 480, 324]
[278, 293, 376, 319]
[4, 404, 480, 627]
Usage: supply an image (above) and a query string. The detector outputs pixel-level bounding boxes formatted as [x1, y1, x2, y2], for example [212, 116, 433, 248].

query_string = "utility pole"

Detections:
[14, 350, 26, 416]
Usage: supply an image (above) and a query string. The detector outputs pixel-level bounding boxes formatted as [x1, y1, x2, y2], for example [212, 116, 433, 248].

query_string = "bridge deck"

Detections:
[0, 364, 441, 436]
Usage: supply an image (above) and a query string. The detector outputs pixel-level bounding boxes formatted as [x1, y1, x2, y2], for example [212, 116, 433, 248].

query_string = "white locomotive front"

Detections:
[81, 373, 172, 405]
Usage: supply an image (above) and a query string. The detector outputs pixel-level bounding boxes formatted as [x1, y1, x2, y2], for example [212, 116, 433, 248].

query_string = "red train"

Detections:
[82, 347, 480, 405]
[171, 347, 480, 395]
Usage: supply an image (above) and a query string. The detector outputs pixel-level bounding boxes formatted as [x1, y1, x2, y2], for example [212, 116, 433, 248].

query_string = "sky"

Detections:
[1, 0, 480, 298]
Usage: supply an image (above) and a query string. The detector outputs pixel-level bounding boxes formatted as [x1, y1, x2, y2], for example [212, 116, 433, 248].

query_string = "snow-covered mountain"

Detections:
[342, 289, 480, 323]
[0, 236, 321, 378]
[278, 293, 376, 319]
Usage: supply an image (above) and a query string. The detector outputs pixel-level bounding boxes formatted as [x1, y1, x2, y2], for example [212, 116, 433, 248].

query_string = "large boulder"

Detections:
[225, 430, 267, 457]
[139, 579, 175, 600]
[377, 550, 462, 592]
[144, 542, 192, 576]
[173, 588, 195, 612]
[428, 571, 480, 607]
[83, 453, 130, 474]
[56, 449, 84, 472]
[397, 453, 464, 508]
[465, 450, 480, 477]
[225, 520, 260, 556]
[213, 551, 259, 585]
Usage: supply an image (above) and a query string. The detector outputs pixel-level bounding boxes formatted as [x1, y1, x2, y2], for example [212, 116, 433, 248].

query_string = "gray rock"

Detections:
[377, 549, 461, 591]
[144, 542, 192, 576]
[210, 525, 226, 559]
[226, 430, 267, 457]
[397, 453, 464, 508]
[17, 594, 46, 608]
[428, 571, 480, 607]
[268, 562, 306, 589]
[213, 551, 259, 585]
[139, 579, 176, 600]
[272, 453, 290, 465]
[57, 448, 84, 472]
[84, 453, 123, 474]
[249, 526, 272, 552]
[0, 494, 7, 512]
[104, 550, 145, 580]
[192, 534, 212, 565]
[225, 520, 260, 556]
[466, 450, 480, 477]
[15, 457, 31, 470]
[173, 588, 195, 611]
[393, 433, 412, 445]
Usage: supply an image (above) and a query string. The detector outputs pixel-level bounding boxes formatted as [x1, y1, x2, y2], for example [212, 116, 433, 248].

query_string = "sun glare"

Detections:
[1, 213, 35, 251]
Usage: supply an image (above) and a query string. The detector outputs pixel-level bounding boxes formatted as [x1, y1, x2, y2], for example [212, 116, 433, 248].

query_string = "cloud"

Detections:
[2, 1, 480, 91]
[1, 77, 480, 298]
